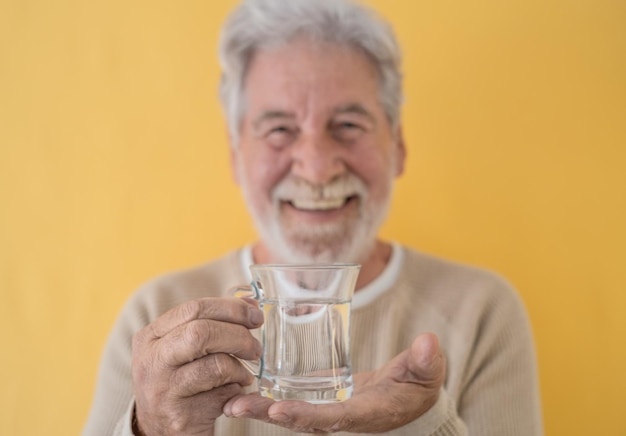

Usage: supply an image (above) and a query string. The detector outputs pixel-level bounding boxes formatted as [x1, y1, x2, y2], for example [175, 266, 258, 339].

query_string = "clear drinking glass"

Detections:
[234, 263, 360, 403]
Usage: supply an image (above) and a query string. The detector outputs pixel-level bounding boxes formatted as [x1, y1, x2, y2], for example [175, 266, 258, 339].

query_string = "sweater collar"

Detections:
[239, 243, 403, 309]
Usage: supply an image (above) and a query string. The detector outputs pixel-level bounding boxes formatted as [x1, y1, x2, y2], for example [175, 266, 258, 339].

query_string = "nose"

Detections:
[290, 133, 346, 185]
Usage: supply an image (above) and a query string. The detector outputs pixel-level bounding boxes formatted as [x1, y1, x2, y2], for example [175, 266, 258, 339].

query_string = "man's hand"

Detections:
[131, 297, 264, 436]
[222, 333, 446, 433]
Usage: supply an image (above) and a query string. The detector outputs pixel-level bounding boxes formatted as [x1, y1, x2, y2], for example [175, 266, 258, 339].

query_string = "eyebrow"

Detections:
[333, 103, 377, 124]
[251, 103, 376, 130]
[252, 110, 295, 130]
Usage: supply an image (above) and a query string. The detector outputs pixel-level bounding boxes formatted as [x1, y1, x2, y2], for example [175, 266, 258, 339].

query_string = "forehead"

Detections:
[242, 38, 382, 118]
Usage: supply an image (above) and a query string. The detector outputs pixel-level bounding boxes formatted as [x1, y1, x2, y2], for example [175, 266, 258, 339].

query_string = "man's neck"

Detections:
[250, 240, 392, 291]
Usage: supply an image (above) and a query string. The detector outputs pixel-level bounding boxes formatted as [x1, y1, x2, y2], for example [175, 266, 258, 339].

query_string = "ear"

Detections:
[393, 125, 407, 177]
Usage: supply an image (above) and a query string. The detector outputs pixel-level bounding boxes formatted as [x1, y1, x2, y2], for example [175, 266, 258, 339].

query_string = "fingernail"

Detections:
[231, 404, 252, 418]
[223, 403, 233, 417]
[234, 410, 252, 418]
[252, 338, 262, 357]
[270, 412, 290, 422]
[248, 307, 263, 325]
[241, 296, 258, 306]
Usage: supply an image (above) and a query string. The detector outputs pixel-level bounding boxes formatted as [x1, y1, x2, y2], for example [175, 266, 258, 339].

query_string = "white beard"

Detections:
[240, 171, 393, 264]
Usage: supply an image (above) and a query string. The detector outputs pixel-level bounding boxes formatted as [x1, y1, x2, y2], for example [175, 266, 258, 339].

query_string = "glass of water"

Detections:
[234, 263, 360, 403]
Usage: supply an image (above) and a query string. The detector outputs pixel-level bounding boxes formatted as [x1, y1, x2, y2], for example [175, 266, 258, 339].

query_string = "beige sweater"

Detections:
[82, 245, 542, 435]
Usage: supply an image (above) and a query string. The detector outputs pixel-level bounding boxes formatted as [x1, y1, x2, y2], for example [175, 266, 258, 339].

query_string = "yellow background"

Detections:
[1, 0, 624, 434]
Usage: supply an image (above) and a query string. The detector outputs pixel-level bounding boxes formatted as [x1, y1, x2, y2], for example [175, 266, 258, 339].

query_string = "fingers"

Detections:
[192, 383, 249, 420]
[143, 297, 263, 340]
[223, 393, 276, 419]
[136, 382, 246, 433]
[131, 297, 264, 435]
[170, 353, 256, 397]
[221, 334, 448, 434]
[407, 333, 446, 387]
[158, 319, 263, 365]
[224, 395, 354, 433]
[267, 401, 353, 432]
[133, 297, 264, 367]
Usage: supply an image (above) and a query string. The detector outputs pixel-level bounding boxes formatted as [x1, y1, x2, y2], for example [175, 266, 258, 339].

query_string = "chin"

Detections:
[251, 192, 392, 264]
[263, 220, 378, 264]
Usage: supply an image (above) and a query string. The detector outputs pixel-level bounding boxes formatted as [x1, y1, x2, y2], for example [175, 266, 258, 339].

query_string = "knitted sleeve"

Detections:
[81, 287, 152, 436]
[456, 279, 543, 435]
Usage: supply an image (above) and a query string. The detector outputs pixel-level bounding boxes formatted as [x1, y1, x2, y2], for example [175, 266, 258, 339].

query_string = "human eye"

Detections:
[331, 119, 366, 142]
[264, 124, 296, 148]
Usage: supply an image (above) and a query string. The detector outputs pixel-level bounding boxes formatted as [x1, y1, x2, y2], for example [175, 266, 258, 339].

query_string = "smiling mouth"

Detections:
[285, 195, 358, 211]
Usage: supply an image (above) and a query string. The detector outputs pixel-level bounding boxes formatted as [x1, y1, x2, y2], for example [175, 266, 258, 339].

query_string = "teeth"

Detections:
[291, 197, 347, 211]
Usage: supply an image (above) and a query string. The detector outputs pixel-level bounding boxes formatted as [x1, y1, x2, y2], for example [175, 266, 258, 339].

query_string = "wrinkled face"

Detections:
[231, 38, 405, 263]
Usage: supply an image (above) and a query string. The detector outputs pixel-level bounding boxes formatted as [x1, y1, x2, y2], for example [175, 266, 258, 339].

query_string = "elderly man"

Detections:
[83, 0, 542, 435]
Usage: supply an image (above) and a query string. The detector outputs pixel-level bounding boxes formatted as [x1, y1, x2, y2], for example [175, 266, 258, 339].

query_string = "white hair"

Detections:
[218, 0, 404, 146]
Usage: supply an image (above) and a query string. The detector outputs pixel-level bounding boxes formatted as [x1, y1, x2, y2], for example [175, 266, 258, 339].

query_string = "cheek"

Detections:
[350, 151, 395, 196]
[242, 149, 291, 201]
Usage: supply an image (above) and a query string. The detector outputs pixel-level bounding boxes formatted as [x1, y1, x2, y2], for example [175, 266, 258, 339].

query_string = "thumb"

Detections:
[407, 333, 446, 387]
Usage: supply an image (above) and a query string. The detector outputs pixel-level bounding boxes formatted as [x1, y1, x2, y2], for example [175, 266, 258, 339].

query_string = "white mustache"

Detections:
[272, 173, 368, 205]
